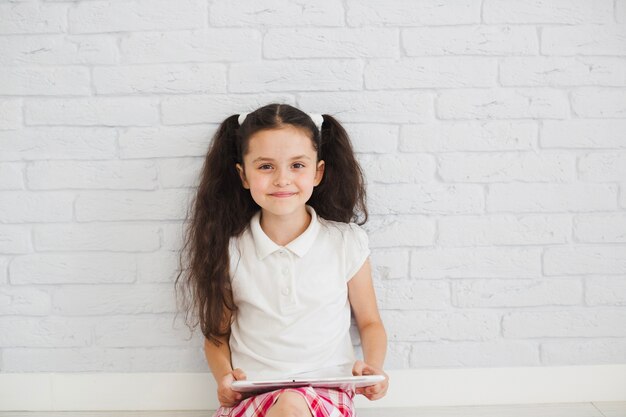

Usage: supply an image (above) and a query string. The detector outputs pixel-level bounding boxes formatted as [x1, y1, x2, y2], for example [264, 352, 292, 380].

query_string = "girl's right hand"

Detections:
[217, 368, 247, 407]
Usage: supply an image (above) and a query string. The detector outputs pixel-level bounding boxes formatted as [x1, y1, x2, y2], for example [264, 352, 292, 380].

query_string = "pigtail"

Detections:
[175, 114, 258, 346]
[309, 114, 368, 225]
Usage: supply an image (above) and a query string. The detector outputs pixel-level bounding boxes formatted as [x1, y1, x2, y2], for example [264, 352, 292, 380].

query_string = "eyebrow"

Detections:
[251, 155, 312, 163]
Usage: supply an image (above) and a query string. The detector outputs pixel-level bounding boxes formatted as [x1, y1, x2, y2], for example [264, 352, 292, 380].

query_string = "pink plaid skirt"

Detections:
[212, 387, 355, 417]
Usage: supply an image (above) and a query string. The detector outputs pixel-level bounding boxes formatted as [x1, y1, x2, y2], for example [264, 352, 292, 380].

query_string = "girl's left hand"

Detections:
[351, 360, 389, 401]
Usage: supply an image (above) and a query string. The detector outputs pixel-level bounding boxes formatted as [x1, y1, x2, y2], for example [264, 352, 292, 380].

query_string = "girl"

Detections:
[176, 103, 388, 417]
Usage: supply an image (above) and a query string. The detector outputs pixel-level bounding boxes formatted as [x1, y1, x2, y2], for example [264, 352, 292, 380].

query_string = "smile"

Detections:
[270, 192, 296, 198]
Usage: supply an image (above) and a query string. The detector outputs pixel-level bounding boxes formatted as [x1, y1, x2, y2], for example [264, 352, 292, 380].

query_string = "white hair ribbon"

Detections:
[238, 112, 324, 131]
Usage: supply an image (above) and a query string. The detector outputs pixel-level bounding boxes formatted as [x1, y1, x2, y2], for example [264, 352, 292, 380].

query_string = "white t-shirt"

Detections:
[228, 205, 370, 379]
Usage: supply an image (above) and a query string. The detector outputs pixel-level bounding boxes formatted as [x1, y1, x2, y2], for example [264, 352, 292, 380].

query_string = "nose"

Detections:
[273, 168, 291, 186]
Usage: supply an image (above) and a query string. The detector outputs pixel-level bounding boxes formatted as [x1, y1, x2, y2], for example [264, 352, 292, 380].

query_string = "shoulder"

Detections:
[317, 216, 368, 245]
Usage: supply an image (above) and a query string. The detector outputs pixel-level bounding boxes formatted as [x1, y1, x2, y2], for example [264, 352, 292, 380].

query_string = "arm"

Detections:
[204, 317, 247, 407]
[347, 257, 389, 400]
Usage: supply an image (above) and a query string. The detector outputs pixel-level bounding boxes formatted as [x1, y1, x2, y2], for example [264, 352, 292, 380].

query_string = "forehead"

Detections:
[245, 126, 316, 157]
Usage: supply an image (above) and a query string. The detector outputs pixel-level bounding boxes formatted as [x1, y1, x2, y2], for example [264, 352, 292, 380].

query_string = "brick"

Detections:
[438, 214, 571, 246]
[52, 284, 176, 315]
[618, 0, 626, 23]
[121, 29, 261, 64]
[69, 0, 206, 34]
[544, 246, 626, 275]
[93, 64, 227, 94]
[299, 91, 434, 123]
[452, 278, 582, 307]
[572, 88, 626, 118]
[0, 225, 31, 254]
[484, 0, 613, 23]
[161, 94, 295, 125]
[541, 339, 626, 365]
[0, 317, 92, 347]
[0, 191, 73, 223]
[503, 309, 626, 337]
[542, 120, 626, 149]
[346, 124, 399, 154]
[136, 252, 181, 283]
[437, 89, 569, 120]
[347, 0, 480, 26]
[542, 25, 626, 56]
[369, 184, 484, 215]
[1, 346, 206, 372]
[0, 67, 90, 96]
[403, 26, 537, 56]
[0, 99, 21, 130]
[365, 57, 497, 89]
[400, 121, 537, 152]
[411, 247, 541, 279]
[94, 316, 195, 347]
[574, 214, 626, 243]
[26, 160, 158, 190]
[0, 258, 8, 284]
[501, 57, 626, 87]
[0, 287, 51, 315]
[487, 183, 617, 212]
[75, 190, 192, 221]
[365, 215, 435, 248]
[0, 163, 24, 190]
[25, 97, 159, 126]
[0, 127, 117, 161]
[265, 28, 398, 58]
[369, 250, 409, 280]
[119, 126, 212, 158]
[230, 60, 362, 92]
[0, 35, 118, 65]
[384, 342, 411, 369]
[33, 224, 160, 252]
[439, 152, 574, 182]
[0, 2, 67, 34]
[158, 157, 204, 189]
[383, 310, 500, 342]
[586, 276, 626, 306]
[10, 253, 136, 284]
[210, 0, 344, 27]
[410, 341, 539, 367]
[160, 223, 185, 252]
[358, 154, 436, 183]
[2, 348, 108, 372]
[579, 152, 626, 181]
[380, 279, 449, 309]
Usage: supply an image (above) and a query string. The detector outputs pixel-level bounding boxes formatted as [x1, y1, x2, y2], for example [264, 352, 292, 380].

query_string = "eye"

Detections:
[292, 162, 305, 169]
[258, 164, 273, 170]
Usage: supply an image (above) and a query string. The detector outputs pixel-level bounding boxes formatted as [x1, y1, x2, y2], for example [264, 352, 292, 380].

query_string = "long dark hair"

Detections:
[175, 103, 367, 345]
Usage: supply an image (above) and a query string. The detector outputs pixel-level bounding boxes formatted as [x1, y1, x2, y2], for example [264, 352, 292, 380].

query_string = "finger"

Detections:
[232, 368, 247, 381]
[352, 360, 365, 376]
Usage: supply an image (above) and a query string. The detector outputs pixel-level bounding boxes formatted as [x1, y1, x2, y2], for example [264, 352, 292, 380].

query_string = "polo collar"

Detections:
[250, 205, 321, 260]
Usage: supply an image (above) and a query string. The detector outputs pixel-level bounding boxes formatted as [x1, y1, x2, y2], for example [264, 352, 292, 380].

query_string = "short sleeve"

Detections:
[344, 223, 370, 281]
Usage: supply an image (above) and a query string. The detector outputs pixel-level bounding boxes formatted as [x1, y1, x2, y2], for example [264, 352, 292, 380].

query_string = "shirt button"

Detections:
[281, 287, 291, 296]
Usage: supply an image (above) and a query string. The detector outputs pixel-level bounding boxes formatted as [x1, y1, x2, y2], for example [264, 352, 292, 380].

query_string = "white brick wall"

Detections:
[1, 0, 625, 373]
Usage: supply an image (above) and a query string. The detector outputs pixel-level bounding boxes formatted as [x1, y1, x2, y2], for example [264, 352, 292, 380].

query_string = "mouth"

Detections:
[270, 192, 296, 198]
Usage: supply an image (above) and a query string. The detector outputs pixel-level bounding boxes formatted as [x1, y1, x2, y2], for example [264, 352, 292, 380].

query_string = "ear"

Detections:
[314, 160, 325, 186]
[235, 163, 250, 189]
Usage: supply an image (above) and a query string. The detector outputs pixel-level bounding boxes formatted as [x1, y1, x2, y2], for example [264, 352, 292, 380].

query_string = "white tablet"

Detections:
[231, 375, 385, 393]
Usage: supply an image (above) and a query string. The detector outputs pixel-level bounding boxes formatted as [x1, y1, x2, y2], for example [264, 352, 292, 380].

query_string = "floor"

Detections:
[0, 402, 625, 417]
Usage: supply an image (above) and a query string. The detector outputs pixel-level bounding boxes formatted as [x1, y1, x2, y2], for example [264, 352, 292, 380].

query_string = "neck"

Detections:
[260, 207, 311, 246]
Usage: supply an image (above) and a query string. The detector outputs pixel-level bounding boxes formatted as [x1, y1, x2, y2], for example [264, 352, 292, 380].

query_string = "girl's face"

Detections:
[236, 125, 324, 220]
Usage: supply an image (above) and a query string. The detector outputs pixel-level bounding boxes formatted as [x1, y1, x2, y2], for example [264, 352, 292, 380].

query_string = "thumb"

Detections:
[232, 368, 247, 381]
[352, 360, 366, 376]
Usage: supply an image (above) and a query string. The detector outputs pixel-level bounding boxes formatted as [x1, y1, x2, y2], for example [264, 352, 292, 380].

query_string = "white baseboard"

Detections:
[2, 365, 625, 411]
